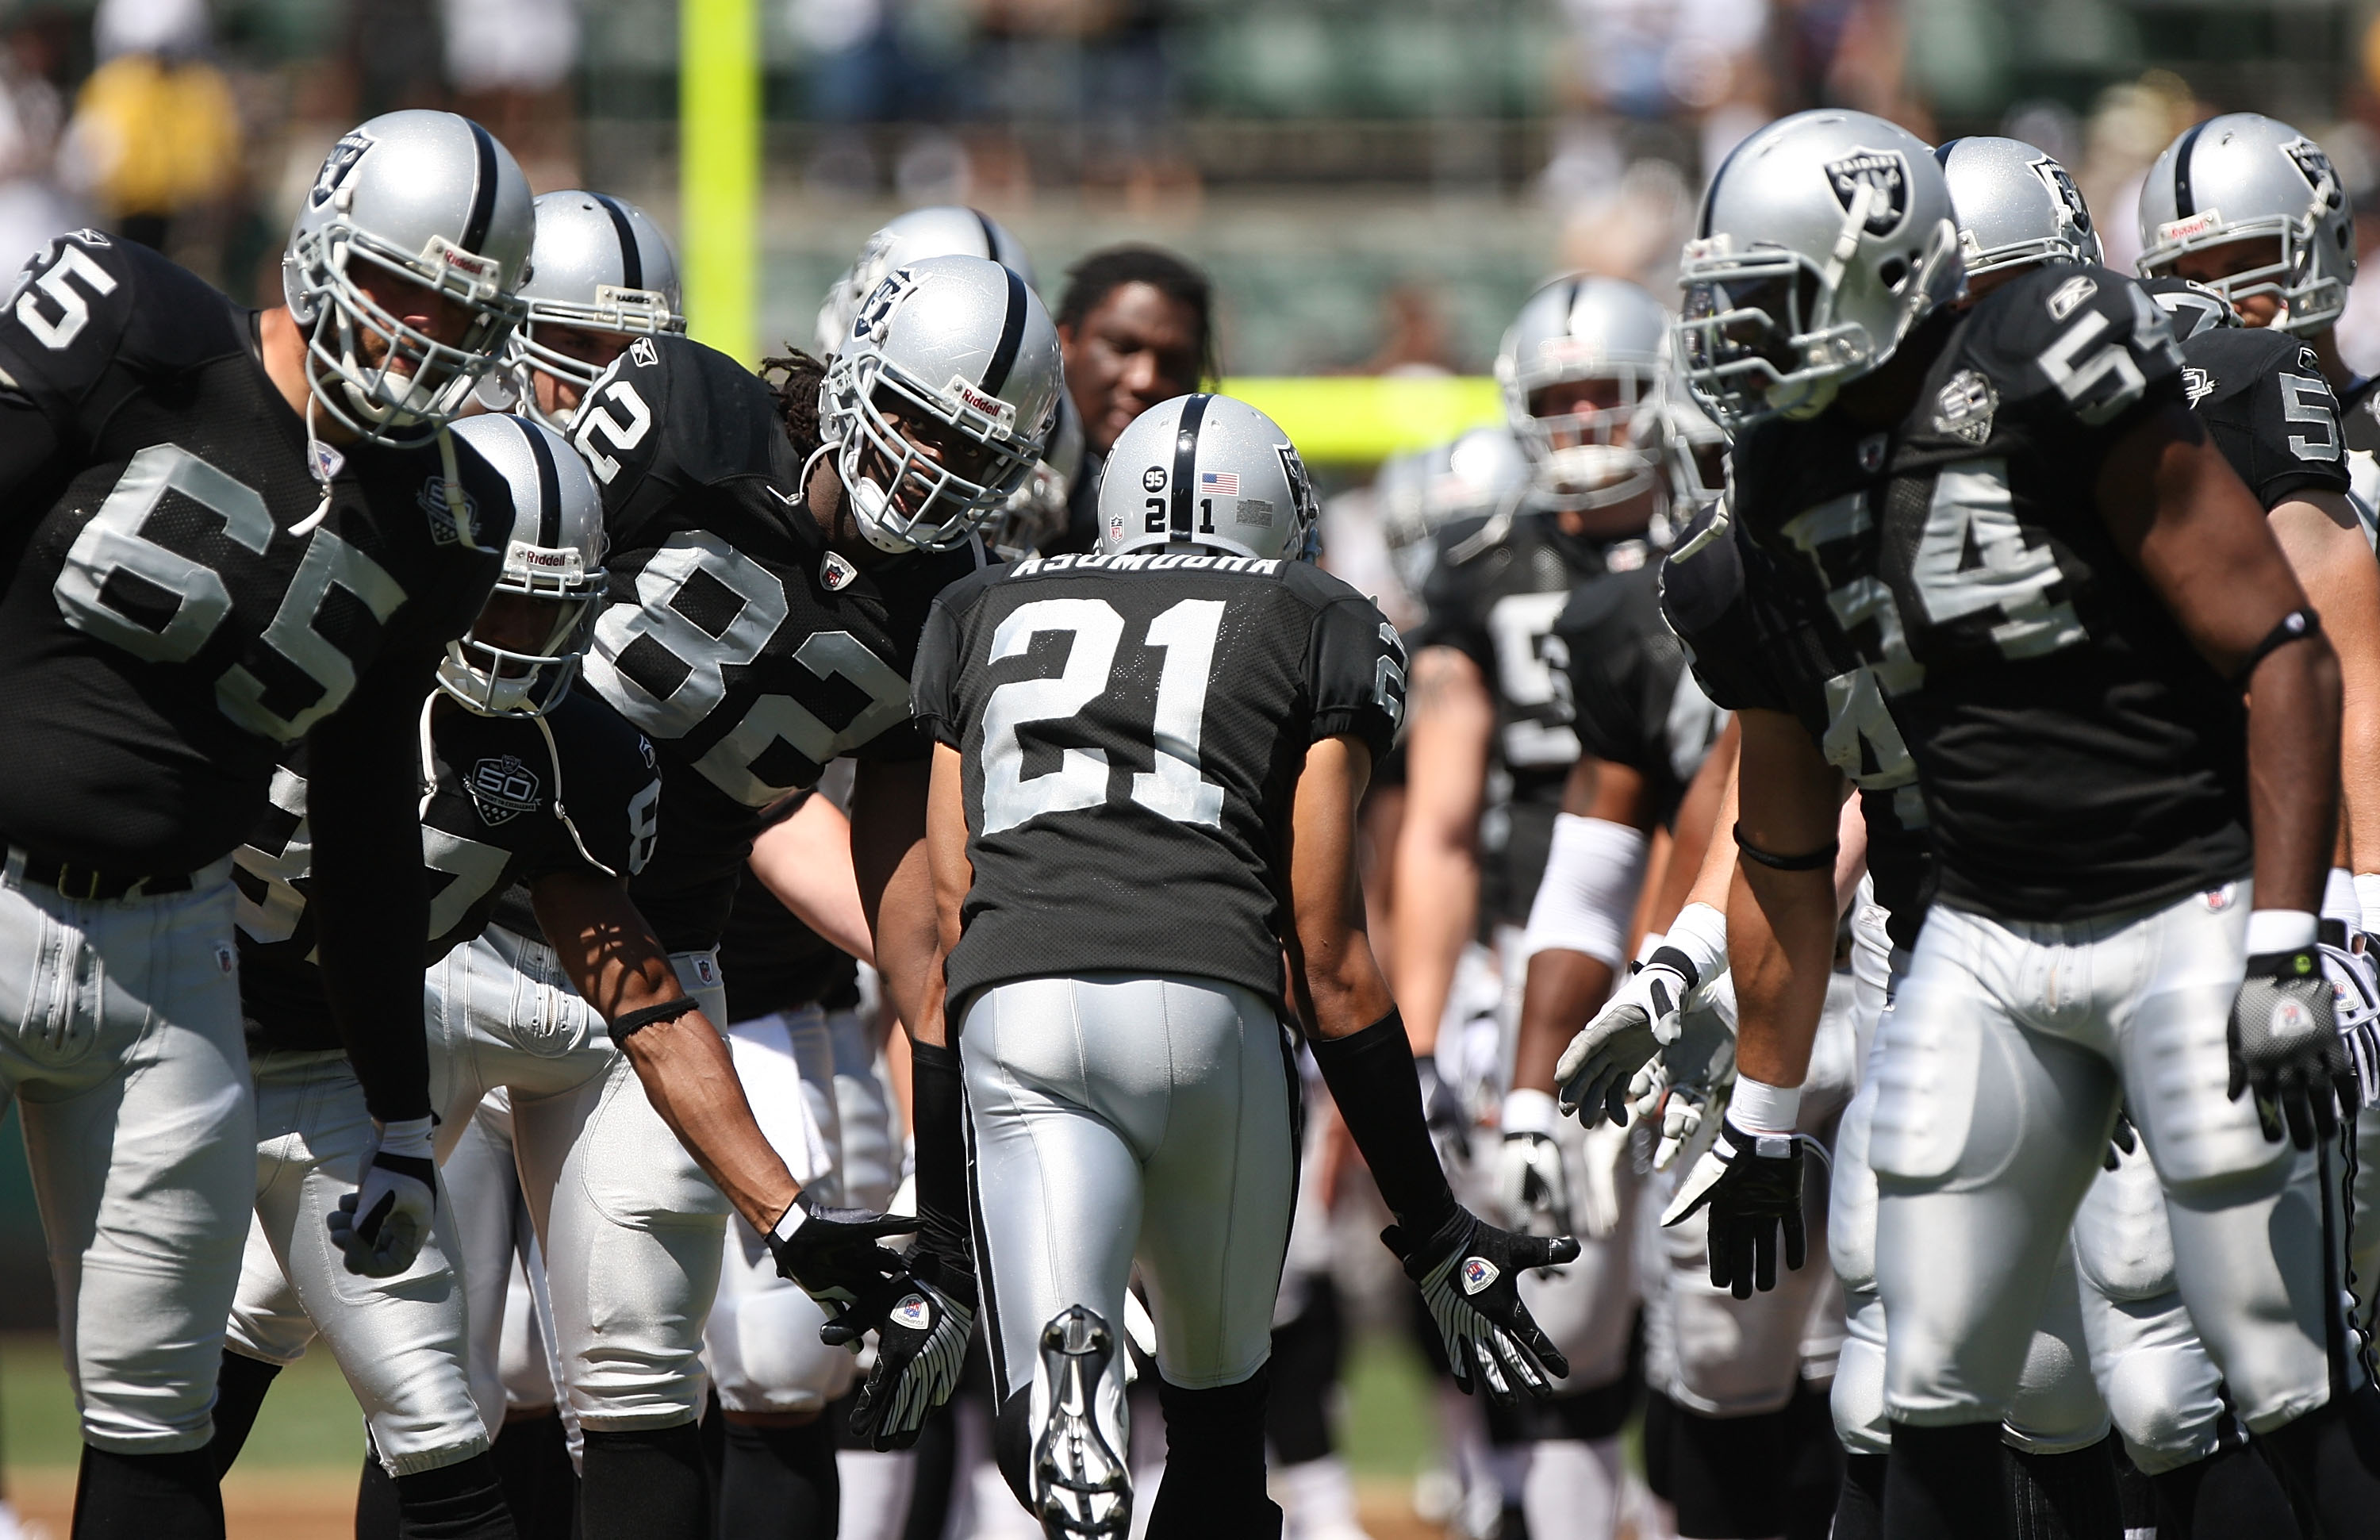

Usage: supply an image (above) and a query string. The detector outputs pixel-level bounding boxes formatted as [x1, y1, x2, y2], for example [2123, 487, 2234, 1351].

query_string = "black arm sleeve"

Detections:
[305, 643, 440, 1123]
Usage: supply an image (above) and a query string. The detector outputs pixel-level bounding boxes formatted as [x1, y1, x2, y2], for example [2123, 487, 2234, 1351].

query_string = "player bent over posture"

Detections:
[913, 394, 1578, 1537]
[1672, 109, 2380, 1538]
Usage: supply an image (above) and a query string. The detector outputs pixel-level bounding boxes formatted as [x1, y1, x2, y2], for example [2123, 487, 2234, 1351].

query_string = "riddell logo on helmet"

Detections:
[945, 376, 1018, 431]
[1822, 149, 1910, 236]
[2159, 209, 2226, 244]
[424, 236, 500, 282]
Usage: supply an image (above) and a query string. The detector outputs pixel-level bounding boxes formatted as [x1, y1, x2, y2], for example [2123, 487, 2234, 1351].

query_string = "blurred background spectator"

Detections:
[56, 0, 236, 258]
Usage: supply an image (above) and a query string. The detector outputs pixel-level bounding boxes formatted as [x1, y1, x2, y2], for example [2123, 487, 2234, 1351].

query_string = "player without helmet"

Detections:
[1675, 111, 1963, 428]
[282, 109, 535, 446]
[1497, 275, 1672, 520]
[2137, 113, 2356, 336]
[1096, 391, 1322, 563]
[437, 413, 609, 718]
[506, 190, 684, 432]
[818, 253, 1065, 553]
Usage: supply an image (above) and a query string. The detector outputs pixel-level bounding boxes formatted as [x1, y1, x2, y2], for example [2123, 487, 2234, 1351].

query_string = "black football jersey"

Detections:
[2178, 328, 2352, 510]
[1659, 514, 1932, 950]
[574, 335, 985, 953]
[1726, 263, 2250, 922]
[1408, 508, 1641, 925]
[0, 232, 507, 872]
[915, 548, 1407, 1006]
[1553, 563, 1726, 831]
[233, 689, 660, 1050]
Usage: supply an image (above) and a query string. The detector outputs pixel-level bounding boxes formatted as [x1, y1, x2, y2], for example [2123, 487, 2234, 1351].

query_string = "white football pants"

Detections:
[0, 858, 249, 1454]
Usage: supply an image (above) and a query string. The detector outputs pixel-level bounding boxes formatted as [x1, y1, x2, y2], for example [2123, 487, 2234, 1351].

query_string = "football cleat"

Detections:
[1031, 1307, 1131, 1538]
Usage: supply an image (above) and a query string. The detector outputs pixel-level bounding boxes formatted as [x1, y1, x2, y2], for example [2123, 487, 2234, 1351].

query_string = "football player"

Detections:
[912, 392, 1576, 1538]
[0, 109, 529, 1536]
[1392, 274, 1675, 1529]
[205, 413, 653, 1538]
[502, 188, 684, 434]
[555, 252, 1066, 1526]
[1672, 109, 2379, 1537]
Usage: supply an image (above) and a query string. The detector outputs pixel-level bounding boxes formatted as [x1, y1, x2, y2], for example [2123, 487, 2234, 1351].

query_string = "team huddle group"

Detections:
[10, 89, 2380, 1540]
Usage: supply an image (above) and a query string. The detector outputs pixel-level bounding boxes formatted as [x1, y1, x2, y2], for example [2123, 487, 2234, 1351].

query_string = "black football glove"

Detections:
[823, 1242, 977, 1452]
[1384, 1206, 1578, 1404]
[764, 1193, 917, 1307]
[2228, 947, 2353, 1150]
[1660, 1115, 1821, 1300]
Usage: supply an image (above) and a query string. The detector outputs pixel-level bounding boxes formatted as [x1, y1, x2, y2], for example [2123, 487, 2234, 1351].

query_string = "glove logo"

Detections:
[2270, 997, 2318, 1041]
[894, 1292, 933, 1331]
[1460, 1256, 1499, 1295]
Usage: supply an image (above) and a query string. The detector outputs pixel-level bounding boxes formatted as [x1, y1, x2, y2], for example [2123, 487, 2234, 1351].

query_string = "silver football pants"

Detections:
[704, 1006, 859, 1416]
[961, 973, 1298, 1416]
[1832, 901, 2111, 1457]
[426, 924, 732, 1431]
[1872, 885, 2343, 1434]
[225, 1049, 488, 1474]
[0, 858, 249, 1454]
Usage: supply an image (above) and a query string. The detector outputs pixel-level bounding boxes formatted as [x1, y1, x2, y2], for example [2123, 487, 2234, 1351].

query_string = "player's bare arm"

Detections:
[747, 791, 877, 966]
[1727, 709, 1848, 1093]
[851, 755, 940, 1045]
[1510, 752, 1649, 1096]
[2264, 489, 2380, 870]
[1388, 644, 1493, 1054]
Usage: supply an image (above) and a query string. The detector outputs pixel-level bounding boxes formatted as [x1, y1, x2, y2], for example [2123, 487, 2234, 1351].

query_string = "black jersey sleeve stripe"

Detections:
[522, 415, 563, 547]
[462, 119, 500, 254]
[2171, 119, 2211, 220]
[1169, 393, 1211, 542]
[980, 265, 1029, 397]
[592, 194, 643, 291]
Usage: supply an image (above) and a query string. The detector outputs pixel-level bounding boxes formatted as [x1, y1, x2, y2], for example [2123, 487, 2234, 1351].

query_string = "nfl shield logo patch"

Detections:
[1460, 1257, 1499, 1296]
[894, 1293, 933, 1331]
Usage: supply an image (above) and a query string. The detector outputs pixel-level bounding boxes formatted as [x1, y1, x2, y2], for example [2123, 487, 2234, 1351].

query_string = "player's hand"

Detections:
[1660, 1115, 1822, 1300]
[1496, 1092, 1572, 1237]
[328, 1116, 437, 1278]
[1416, 1053, 1472, 1166]
[1384, 1206, 1578, 1405]
[765, 1193, 918, 1306]
[1557, 950, 1693, 1126]
[823, 1243, 976, 1451]
[1631, 976, 1739, 1169]
[2228, 946, 2353, 1150]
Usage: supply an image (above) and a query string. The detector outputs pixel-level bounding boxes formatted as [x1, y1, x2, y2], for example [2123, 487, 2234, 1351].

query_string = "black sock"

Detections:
[1784, 1381, 1846, 1540]
[1670, 1404, 1793, 1538]
[1144, 1371, 1280, 1540]
[394, 1453, 518, 1539]
[1836, 1452, 1888, 1540]
[1641, 1388, 1679, 1504]
[72, 1445, 223, 1539]
[492, 1413, 578, 1540]
[359, 1450, 400, 1540]
[716, 1419, 839, 1538]
[580, 1424, 710, 1540]
[2005, 1438, 2121, 1540]
[1884, 1423, 2007, 1540]
[207, 1352, 280, 1477]
[1264, 1279, 1344, 1469]
[2111, 1444, 2156, 1538]
[2259, 1392, 2380, 1539]
[2151, 1438, 2305, 1540]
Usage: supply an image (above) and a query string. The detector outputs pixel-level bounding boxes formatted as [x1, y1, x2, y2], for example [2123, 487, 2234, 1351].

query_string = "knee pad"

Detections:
[2073, 1150, 2178, 1302]
[2004, 1313, 2109, 1456]
[1833, 1295, 1891, 1457]
[2098, 1346, 2221, 1473]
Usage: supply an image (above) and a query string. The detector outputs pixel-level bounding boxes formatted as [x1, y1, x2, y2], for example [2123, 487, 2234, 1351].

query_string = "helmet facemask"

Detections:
[290, 217, 522, 447]
[823, 348, 1046, 554]
[2140, 220, 2345, 335]
[1518, 364, 1665, 512]
[508, 287, 682, 432]
[437, 543, 605, 717]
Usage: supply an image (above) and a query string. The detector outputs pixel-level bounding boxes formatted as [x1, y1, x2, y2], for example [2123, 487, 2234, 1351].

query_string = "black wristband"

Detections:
[2232, 605, 2321, 686]
[1307, 1008, 1460, 1235]
[607, 995, 698, 1043]
[908, 1039, 973, 1265]
[1733, 823, 1838, 873]
[1645, 945, 1702, 989]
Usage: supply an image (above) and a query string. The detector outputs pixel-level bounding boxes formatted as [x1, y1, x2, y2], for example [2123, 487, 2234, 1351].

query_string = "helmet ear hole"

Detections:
[1879, 258, 1909, 292]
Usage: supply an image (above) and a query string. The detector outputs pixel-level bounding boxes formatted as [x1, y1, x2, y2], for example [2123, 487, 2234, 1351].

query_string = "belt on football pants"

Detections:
[10, 846, 196, 901]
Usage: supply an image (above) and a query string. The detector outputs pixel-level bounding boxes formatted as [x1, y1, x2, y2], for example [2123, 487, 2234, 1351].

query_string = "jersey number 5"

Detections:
[980, 597, 1226, 835]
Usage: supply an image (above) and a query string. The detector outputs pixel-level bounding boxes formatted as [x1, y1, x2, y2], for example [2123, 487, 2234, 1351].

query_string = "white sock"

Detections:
[1519, 1437, 1623, 1540]
[1274, 1455, 1371, 1538]
[835, 1449, 916, 1540]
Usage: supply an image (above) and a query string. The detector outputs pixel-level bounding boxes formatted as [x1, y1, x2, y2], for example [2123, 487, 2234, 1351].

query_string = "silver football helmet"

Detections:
[436, 413, 608, 718]
[1096, 394, 1319, 563]
[1380, 426, 1530, 597]
[1937, 136, 2102, 280]
[1676, 110, 1963, 428]
[507, 190, 684, 432]
[282, 110, 535, 446]
[2137, 113, 2356, 336]
[815, 205, 1035, 358]
[819, 254, 1064, 554]
[1496, 276, 1671, 512]
[983, 394, 1085, 559]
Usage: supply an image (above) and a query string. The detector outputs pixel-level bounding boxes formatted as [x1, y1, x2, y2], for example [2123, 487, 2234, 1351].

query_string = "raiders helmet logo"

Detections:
[2029, 156, 2093, 236]
[893, 1293, 934, 1331]
[2282, 136, 2344, 213]
[853, 270, 916, 342]
[1822, 149, 1911, 237]
[309, 131, 374, 208]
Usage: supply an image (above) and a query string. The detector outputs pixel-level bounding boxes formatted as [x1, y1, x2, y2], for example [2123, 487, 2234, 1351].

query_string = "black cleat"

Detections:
[1032, 1307, 1131, 1538]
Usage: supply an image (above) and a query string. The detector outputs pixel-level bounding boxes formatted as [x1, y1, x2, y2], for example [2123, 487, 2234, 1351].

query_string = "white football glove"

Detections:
[1496, 1090, 1572, 1238]
[1556, 904, 1729, 1127]
[1631, 973, 1739, 1170]
[328, 1116, 437, 1278]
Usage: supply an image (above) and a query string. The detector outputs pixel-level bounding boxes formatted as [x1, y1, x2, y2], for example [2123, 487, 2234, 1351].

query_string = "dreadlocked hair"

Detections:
[760, 348, 829, 457]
